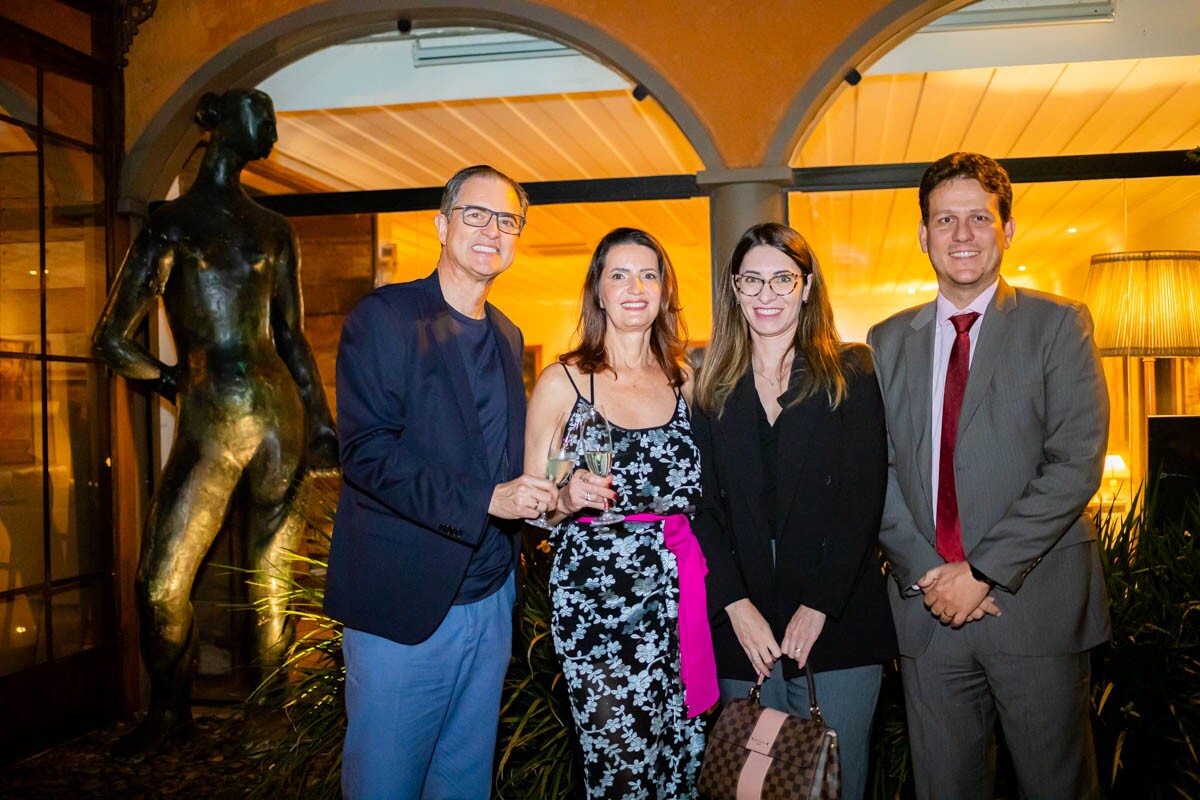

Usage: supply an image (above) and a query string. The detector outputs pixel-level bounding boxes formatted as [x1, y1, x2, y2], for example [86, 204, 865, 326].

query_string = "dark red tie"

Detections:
[936, 311, 980, 563]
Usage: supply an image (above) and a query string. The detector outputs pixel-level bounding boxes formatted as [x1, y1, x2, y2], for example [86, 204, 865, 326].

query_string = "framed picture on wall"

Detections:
[523, 345, 542, 399]
[0, 340, 36, 464]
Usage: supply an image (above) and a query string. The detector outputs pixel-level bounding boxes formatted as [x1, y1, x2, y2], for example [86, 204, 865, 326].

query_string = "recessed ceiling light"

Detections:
[1068, 227, 1078, 234]
[1018, 264, 1027, 272]
[907, 288, 916, 295]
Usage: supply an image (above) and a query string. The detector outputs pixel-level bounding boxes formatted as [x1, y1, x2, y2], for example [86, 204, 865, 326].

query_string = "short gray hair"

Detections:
[440, 165, 529, 217]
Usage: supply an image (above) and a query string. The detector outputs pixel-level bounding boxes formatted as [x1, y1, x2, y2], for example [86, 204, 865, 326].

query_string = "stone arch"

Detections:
[119, 0, 722, 213]
[762, 0, 964, 167]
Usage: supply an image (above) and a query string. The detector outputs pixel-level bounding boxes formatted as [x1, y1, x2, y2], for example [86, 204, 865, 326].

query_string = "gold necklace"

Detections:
[752, 359, 791, 387]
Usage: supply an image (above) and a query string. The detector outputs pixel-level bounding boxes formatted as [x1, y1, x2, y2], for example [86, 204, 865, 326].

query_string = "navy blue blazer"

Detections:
[324, 272, 527, 645]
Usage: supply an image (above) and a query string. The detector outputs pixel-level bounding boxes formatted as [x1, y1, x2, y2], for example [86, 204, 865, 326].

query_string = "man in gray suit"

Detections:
[867, 152, 1110, 799]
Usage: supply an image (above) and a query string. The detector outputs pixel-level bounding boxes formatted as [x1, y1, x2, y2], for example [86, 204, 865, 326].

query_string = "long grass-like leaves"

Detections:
[1091, 487, 1200, 799]
[242, 479, 578, 798]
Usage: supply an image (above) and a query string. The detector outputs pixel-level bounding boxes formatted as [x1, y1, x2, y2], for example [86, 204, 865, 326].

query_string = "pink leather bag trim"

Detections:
[734, 707, 788, 799]
[736, 751, 773, 800]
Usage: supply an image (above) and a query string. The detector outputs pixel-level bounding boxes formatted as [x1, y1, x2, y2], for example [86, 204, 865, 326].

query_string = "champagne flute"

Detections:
[582, 405, 624, 525]
[529, 413, 577, 529]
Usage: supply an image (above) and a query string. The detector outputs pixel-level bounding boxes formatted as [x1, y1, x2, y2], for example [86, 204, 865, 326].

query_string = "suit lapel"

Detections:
[958, 278, 1015, 437]
[904, 303, 937, 523]
[419, 275, 486, 453]
[487, 304, 527, 479]
[722, 372, 770, 544]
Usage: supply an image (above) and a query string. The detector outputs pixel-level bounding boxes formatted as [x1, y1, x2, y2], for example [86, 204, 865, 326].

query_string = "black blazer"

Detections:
[324, 272, 527, 645]
[692, 345, 897, 680]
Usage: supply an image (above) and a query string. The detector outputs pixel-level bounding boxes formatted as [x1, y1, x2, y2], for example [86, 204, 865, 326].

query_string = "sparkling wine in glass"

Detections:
[583, 405, 624, 525]
[529, 413, 577, 530]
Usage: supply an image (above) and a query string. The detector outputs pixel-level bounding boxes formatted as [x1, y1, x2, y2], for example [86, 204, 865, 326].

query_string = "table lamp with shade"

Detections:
[1083, 250, 1200, 497]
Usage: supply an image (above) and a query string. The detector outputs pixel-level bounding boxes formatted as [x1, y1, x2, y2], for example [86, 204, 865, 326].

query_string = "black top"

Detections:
[756, 399, 780, 539]
[447, 305, 512, 604]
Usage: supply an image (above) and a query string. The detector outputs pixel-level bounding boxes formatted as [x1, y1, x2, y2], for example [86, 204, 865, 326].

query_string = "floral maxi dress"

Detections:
[550, 386, 706, 799]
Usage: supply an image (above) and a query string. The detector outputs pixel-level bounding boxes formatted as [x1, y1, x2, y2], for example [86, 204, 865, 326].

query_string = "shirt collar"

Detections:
[936, 279, 999, 327]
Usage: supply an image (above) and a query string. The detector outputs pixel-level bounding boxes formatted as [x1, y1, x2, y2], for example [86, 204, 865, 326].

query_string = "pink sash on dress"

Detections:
[580, 512, 720, 717]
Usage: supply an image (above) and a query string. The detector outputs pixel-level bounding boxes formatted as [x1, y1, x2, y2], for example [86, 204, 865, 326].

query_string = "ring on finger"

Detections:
[585, 491, 593, 502]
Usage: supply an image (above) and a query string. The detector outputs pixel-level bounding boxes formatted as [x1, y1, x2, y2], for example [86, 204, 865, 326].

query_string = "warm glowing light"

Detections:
[15, 626, 27, 634]
[1068, 227, 1078, 234]
[1017, 264, 1027, 272]
[1084, 251, 1200, 356]
[1104, 453, 1129, 479]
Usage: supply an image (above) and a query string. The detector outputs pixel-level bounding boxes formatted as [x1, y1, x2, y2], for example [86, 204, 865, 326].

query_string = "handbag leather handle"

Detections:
[747, 665, 826, 725]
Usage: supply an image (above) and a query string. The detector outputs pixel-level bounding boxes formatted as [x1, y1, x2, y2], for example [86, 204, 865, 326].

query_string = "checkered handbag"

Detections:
[697, 666, 840, 800]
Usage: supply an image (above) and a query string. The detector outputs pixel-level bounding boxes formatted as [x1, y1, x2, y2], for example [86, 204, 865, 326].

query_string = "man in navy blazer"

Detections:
[325, 165, 557, 799]
[867, 153, 1109, 799]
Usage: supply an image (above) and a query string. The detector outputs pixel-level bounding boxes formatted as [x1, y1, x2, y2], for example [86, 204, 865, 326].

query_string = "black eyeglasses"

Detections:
[733, 272, 804, 297]
[451, 205, 526, 235]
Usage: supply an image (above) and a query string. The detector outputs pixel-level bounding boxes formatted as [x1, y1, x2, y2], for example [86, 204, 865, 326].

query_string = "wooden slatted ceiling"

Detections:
[268, 90, 703, 192]
[797, 56, 1200, 167]
[787, 55, 1200, 338]
[244, 55, 1200, 345]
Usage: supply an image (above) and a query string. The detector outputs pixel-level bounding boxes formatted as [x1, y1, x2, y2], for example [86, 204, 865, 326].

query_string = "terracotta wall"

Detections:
[122, 0, 956, 188]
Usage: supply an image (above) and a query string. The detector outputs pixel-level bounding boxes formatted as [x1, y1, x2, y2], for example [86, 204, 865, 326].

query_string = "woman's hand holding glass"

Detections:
[559, 467, 617, 516]
[579, 405, 624, 525]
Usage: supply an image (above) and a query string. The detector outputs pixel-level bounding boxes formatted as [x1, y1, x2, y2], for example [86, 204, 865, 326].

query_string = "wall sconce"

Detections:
[1083, 250, 1200, 493]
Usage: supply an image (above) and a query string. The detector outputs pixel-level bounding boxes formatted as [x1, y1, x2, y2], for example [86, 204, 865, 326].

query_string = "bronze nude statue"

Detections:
[93, 88, 337, 756]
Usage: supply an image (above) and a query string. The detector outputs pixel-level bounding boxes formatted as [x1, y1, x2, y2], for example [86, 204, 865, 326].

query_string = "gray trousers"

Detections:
[901, 619, 1100, 800]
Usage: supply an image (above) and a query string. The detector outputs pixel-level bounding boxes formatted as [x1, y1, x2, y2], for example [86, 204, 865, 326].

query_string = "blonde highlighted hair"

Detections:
[695, 222, 860, 417]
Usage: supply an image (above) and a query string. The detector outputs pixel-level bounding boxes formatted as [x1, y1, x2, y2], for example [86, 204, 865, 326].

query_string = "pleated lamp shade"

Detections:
[1083, 251, 1200, 356]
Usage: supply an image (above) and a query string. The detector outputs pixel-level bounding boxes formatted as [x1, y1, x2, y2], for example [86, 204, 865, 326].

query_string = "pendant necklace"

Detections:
[753, 357, 791, 388]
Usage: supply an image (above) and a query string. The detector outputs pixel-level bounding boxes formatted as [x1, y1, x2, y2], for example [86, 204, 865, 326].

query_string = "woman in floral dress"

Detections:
[525, 227, 708, 798]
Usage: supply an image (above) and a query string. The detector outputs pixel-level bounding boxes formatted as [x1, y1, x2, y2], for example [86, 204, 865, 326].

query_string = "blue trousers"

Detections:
[719, 661, 882, 800]
[341, 572, 515, 800]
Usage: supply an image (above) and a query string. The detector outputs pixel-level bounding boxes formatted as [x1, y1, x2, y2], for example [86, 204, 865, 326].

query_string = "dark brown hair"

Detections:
[559, 227, 688, 388]
[919, 152, 1012, 223]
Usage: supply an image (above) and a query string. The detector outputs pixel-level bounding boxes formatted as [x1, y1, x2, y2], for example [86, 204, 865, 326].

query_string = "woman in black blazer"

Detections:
[692, 223, 897, 800]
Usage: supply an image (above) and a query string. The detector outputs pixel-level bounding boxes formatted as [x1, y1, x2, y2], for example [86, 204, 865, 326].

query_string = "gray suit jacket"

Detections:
[866, 278, 1111, 658]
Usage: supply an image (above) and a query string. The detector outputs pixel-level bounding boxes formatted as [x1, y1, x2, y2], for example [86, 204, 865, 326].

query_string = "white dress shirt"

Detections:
[929, 280, 998, 526]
